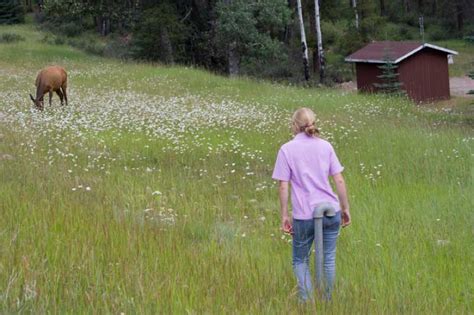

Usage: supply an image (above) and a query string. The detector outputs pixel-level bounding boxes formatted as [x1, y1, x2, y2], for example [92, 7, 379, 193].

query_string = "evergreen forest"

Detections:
[2, 0, 474, 83]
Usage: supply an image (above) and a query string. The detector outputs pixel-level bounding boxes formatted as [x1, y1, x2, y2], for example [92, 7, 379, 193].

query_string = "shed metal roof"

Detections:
[345, 41, 458, 64]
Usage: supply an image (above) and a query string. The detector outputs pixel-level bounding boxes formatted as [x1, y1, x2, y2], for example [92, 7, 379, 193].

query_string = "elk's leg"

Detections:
[61, 85, 68, 106]
[48, 90, 53, 106]
[56, 89, 64, 106]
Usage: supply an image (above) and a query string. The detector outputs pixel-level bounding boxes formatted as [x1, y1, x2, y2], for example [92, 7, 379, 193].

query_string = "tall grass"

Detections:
[0, 24, 472, 314]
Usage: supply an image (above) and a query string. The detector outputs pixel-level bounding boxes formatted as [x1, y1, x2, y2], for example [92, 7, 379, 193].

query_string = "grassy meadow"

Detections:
[434, 39, 474, 77]
[0, 24, 473, 314]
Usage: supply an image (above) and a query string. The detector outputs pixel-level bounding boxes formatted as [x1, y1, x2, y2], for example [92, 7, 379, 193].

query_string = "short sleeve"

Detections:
[272, 149, 291, 181]
[329, 145, 344, 176]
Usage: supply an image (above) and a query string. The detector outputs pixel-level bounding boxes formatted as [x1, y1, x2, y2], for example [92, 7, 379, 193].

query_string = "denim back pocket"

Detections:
[323, 211, 341, 229]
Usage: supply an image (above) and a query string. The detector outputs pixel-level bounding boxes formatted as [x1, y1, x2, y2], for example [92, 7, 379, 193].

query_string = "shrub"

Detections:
[66, 37, 105, 56]
[80, 40, 105, 56]
[464, 36, 474, 45]
[398, 25, 415, 40]
[377, 22, 419, 41]
[324, 53, 353, 83]
[215, 0, 291, 74]
[428, 25, 454, 41]
[321, 21, 344, 46]
[359, 16, 385, 40]
[399, 12, 419, 27]
[375, 22, 404, 40]
[54, 36, 65, 45]
[240, 50, 293, 79]
[462, 23, 474, 38]
[59, 22, 84, 37]
[0, 32, 25, 43]
[34, 11, 46, 24]
[40, 33, 70, 46]
[131, 5, 186, 63]
[336, 25, 365, 56]
[468, 71, 474, 95]
[103, 36, 132, 60]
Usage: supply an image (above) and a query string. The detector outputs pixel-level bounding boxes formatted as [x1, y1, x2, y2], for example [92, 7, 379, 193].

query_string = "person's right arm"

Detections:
[332, 173, 351, 227]
[278, 180, 292, 233]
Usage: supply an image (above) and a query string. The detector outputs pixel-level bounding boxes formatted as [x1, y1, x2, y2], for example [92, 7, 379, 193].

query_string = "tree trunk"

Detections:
[96, 16, 101, 34]
[380, 0, 385, 16]
[296, 0, 309, 81]
[95, 16, 110, 36]
[23, 0, 33, 12]
[101, 18, 107, 36]
[228, 41, 239, 76]
[418, 0, 423, 13]
[314, 0, 324, 83]
[284, 0, 296, 44]
[160, 28, 174, 64]
[352, 0, 359, 29]
[223, 0, 239, 76]
[456, 4, 463, 32]
[313, 49, 319, 73]
[309, 1, 317, 73]
[404, 0, 410, 13]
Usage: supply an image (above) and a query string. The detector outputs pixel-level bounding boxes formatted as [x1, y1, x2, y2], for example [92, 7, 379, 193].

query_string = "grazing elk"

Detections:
[29, 66, 68, 110]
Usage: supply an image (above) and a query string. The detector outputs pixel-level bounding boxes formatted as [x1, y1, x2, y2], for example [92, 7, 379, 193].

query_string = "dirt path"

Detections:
[337, 77, 473, 98]
[450, 76, 474, 97]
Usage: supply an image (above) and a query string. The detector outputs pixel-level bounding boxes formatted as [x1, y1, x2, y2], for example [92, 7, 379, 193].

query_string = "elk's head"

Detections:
[29, 94, 43, 110]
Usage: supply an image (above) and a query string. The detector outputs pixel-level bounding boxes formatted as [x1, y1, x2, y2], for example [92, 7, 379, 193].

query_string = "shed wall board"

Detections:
[354, 48, 451, 102]
[356, 63, 383, 92]
[398, 49, 450, 102]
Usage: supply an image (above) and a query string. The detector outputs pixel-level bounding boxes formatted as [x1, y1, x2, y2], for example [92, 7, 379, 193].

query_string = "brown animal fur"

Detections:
[29, 66, 68, 110]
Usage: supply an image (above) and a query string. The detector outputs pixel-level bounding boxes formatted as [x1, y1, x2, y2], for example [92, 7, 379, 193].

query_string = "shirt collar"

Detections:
[294, 132, 313, 140]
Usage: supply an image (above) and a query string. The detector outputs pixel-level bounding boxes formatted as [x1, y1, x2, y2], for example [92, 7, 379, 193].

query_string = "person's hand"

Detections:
[281, 215, 293, 234]
[342, 209, 351, 228]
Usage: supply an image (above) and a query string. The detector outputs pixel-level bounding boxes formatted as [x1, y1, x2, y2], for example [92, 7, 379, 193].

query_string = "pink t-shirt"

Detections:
[272, 133, 344, 220]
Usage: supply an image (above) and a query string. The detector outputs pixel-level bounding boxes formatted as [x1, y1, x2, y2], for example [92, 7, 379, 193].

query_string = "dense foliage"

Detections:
[0, 0, 25, 24]
[16, 0, 474, 81]
[0, 31, 25, 42]
[131, 4, 186, 63]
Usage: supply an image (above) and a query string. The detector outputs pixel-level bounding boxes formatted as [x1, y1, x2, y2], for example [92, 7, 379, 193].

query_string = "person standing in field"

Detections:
[272, 107, 351, 302]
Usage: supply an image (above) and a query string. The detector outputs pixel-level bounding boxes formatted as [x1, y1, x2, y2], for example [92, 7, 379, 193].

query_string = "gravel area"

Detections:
[337, 77, 474, 97]
[450, 76, 474, 97]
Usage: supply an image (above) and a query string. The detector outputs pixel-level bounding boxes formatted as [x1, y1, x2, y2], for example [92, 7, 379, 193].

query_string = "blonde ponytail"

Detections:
[291, 107, 319, 137]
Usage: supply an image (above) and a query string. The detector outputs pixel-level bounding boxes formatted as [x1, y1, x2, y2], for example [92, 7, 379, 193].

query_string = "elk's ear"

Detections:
[29, 94, 35, 103]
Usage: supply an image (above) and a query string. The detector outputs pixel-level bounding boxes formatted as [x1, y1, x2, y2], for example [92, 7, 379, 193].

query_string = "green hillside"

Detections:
[0, 24, 472, 314]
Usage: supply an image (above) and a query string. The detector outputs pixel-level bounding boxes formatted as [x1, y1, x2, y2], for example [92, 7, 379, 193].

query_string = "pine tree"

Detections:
[373, 55, 404, 95]
[0, 0, 25, 25]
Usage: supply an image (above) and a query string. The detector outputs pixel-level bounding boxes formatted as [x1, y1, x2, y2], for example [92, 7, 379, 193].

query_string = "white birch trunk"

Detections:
[314, 0, 324, 82]
[352, 0, 359, 29]
[296, 0, 309, 81]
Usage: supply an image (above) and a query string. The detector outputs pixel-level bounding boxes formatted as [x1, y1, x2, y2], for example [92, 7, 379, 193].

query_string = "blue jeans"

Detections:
[292, 212, 341, 301]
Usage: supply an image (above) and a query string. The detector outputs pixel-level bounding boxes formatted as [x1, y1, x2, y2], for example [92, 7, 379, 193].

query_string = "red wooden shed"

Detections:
[345, 41, 458, 103]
